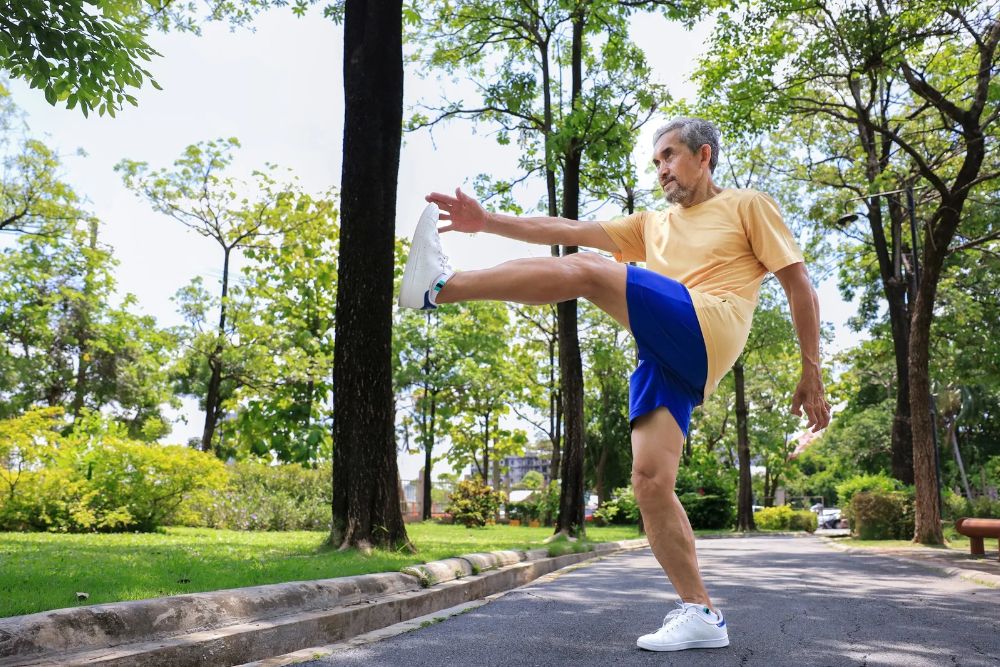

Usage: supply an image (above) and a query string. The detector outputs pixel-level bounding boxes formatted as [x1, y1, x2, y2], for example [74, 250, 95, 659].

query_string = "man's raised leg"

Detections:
[437, 252, 630, 331]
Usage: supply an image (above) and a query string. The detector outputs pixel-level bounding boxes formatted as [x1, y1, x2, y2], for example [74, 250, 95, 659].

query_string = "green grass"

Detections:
[0, 523, 644, 618]
[839, 524, 997, 551]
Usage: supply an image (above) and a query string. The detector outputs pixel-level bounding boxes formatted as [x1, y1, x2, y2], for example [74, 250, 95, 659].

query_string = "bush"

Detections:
[0, 410, 228, 532]
[835, 473, 901, 506]
[446, 478, 506, 527]
[970, 495, 1000, 519]
[942, 488, 972, 521]
[593, 486, 640, 525]
[850, 491, 914, 540]
[754, 505, 816, 532]
[676, 453, 736, 530]
[174, 460, 332, 530]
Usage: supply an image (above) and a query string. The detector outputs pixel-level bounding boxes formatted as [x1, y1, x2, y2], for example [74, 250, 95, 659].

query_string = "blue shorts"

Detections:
[626, 265, 708, 437]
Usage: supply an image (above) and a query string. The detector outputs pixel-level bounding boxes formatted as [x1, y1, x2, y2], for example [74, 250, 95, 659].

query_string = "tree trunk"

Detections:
[948, 418, 972, 502]
[423, 394, 436, 520]
[330, 0, 409, 553]
[734, 358, 755, 530]
[554, 9, 586, 539]
[71, 220, 99, 420]
[201, 245, 231, 455]
[538, 34, 561, 482]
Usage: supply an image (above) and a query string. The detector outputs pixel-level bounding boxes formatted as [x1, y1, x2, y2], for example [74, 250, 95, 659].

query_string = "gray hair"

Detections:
[653, 117, 721, 173]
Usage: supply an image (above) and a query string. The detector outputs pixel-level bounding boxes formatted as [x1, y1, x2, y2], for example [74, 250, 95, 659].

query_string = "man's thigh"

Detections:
[631, 407, 684, 487]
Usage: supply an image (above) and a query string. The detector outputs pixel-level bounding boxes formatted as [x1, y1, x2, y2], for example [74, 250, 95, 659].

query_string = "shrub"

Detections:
[850, 491, 914, 540]
[0, 410, 228, 532]
[676, 453, 736, 530]
[174, 460, 332, 530]
[754, 505, 816, 532]
[754, 505, 794, 530]
[593, 486, 641, 525]
[835, 473, 901, 506]
[942, 488, 972, 521]
[445, 478, 506, 527]
[970, 495, 1000, 519]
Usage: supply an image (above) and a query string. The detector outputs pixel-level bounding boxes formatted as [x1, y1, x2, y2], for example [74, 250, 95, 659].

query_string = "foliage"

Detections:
[445, 478, 506, 528]
[0, 410, 227, 532]
[676, 451, 737, 530]
[836, 473, 903, 507]
[118, 138, 315, 456]
[943, 488, 1000, 521]
[753, 505, 817, 533]
[0, 0, 159, 116]
[175, 461, 332, 530]
[593, 485, 641, 526]
[849, 491, 915, 541]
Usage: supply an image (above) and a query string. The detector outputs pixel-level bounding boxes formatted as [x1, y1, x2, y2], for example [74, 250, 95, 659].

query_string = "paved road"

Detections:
[301, 536, 1000, 667]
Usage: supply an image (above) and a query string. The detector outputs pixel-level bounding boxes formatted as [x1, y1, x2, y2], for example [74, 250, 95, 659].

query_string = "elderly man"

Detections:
[398, 117, 830, 652]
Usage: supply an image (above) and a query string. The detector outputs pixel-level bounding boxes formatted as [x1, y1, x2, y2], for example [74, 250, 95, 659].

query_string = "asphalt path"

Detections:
[300, 535, 1000, 667]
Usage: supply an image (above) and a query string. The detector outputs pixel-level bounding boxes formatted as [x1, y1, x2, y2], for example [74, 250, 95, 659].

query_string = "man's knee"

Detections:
[563, 251, 616, 298]
[631, 464, 676, 500]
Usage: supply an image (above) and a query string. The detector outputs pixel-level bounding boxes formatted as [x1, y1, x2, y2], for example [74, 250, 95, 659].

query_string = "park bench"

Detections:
[955, 517, 1000, 560]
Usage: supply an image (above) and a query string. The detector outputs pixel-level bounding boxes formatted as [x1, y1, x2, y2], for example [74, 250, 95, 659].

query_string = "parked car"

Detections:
[816, 508, 842, 529]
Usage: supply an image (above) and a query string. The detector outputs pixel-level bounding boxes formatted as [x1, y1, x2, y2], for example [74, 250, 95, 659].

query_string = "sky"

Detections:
[3, 7, 862, 481]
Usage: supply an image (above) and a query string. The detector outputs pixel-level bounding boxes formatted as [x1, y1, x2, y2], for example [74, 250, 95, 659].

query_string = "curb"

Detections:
[0, 538, 649, 666]
[818, 537, 1000, 588]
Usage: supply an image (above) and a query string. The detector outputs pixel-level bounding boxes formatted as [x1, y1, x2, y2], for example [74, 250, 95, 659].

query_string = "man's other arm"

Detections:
[774, 261, 830, 432]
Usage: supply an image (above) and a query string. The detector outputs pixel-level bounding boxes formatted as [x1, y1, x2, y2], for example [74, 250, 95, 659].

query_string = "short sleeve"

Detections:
[743, 192, 804, 273]
[599, 212, 647, 263]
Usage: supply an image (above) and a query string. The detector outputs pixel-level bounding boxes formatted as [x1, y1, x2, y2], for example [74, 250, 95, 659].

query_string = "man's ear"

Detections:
[700, 143, 712, 168]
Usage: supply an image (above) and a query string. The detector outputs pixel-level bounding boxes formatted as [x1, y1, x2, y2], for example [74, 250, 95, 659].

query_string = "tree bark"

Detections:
[734, 358, 756, 530]
[330, 0, 409, 552]
[554, 8, 586, 538]
[201, 245, 231, 455]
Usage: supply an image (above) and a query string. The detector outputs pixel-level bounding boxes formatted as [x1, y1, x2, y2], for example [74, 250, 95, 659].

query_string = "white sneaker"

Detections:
[398, 203, 454, 310]
[636, 601, 730, 652]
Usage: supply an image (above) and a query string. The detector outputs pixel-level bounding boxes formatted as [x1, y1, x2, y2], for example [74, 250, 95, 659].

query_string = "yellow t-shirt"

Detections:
[599, 188, 804, 400]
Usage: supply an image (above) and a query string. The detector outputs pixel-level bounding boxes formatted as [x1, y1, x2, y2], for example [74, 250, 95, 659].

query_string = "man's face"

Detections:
[652, 130, 709, 204]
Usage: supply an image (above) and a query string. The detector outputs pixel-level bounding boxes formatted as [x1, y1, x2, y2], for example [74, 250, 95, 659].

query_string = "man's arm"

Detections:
[426, 188, 619, 253]
[774, 261, 831, 432]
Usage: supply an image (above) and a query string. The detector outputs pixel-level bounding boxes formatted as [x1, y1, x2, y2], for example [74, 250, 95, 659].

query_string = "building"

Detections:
[500, 452, 551, 487]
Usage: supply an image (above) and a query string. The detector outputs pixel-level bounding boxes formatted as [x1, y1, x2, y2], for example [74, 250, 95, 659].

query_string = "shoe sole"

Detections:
[398, 203, 440, 309]
[636, 636, 730, 652]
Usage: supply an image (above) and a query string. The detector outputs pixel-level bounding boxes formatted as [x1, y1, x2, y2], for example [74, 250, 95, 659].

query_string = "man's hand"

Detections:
[425, 188, 487, 234]
[791, 368, 831, 432]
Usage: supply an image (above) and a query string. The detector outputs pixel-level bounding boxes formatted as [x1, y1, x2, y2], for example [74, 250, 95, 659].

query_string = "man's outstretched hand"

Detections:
[426, 188, 488, 234]
[790, 369, 831, 433]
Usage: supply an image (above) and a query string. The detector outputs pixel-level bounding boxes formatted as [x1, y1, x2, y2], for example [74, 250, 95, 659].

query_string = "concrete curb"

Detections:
[819, 537, 1000, 588]
[0, 538, 649, 666]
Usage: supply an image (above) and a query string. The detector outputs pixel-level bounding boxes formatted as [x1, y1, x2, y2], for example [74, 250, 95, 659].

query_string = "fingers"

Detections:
[790, 395, 803, 417]
[425, 191, 459, 208]
[438, 223, 454, 233]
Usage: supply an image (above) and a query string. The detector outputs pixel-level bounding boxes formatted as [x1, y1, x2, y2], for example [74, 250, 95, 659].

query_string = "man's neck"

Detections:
[678, 177, 724, 208]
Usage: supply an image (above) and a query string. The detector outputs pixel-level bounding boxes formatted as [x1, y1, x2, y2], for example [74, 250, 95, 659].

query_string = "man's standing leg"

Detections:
[632, 406, 729, 651]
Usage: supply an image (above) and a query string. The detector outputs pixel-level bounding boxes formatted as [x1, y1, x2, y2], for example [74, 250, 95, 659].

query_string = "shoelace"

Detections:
[660, 601, 692, 630]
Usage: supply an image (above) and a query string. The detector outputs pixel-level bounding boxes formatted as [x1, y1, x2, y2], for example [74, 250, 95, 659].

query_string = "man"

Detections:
[398, 117, 830, 652]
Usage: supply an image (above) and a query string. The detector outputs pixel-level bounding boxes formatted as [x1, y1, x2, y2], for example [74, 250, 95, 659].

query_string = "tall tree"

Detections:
[696, 0, 999, 543]
[117, 138, 292, 454]
[331, 0, 409, 552]
[414, 0, 683, 537]
[232, 191, 339, 463]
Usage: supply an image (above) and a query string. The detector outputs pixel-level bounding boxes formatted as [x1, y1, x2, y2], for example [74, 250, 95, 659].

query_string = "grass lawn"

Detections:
[0, 523, 646, 618]
[837, 524, 996, 551]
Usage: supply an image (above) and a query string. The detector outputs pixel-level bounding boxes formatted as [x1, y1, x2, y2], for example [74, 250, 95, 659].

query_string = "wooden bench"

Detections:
[955, 517, 1000, 560]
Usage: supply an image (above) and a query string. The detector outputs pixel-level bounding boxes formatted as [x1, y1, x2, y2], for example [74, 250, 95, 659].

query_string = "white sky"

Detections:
[3, 8, 863, 480]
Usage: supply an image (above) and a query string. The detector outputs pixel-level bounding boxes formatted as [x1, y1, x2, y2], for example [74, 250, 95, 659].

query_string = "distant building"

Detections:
[500, 453, 551, 487]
